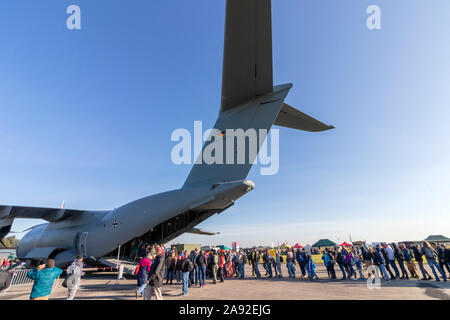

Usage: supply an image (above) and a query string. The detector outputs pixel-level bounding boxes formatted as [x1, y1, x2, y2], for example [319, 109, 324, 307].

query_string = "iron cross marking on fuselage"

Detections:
[112, 220, 120, 228]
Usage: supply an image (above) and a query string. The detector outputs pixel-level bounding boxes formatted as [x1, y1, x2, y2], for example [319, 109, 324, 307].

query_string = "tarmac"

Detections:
[2, 264, 449, 300]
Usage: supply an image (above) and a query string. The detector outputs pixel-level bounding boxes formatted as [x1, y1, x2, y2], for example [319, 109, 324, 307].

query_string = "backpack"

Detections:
[62, 264, 79, 288]
[209, 254, 217, 265]
[183, 259, 194, 272]
[243, 254, 247, 264]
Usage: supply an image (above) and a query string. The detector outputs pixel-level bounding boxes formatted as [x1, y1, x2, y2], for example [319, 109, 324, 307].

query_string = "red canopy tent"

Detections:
[339, 242, 352, 247]
[293, 243, 303, 248]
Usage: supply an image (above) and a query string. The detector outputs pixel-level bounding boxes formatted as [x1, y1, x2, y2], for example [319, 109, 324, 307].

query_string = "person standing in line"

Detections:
[295, 249, 304, 278]
[434, 243, 450, 277]
[270, 254, 278, 278]
[275, 250, 283, 278]
[175, 253, 184, 284]
[444, 245, 450, 276]
[372, 247, 390, 281]
[250, 248, 256, 276]
[189, 249, 196, 286]
[144, 246, 166, 300]
[226, 250, 233, 278]
[322, 251, 332, 278]
[261, 250, 267, 276]
[27, 259, 63, 300]
[392, 243, 409, 279]
[336, 249, 347, 280]
[209, 250, 219, 284]
[218, 250, 225, 282]
[345, 250, 358, 280]
[401, 244, 418, 279]
[195, 250, 207, 287]
[286, 249, 295, 278]
[233, 250, 240, 278]
[237, 250, 246, 279]
[421, 242, 447, 282]
[247, 250, 252, 268]
[263, 250, 273, 278]
[352, 249, 365, 280]
[360, 246, 373, 271]
[299, 249, 308, 278]
[411, 243, 432, 280]
[309, 257, 319, 280]
[254, 249, 261, 278]
[165, 252, 176, 285]
[329, 248, 337, 279]
[181, 253, 194, 296]
[380, 244, 396, 280]
[384, 244, 400, 279]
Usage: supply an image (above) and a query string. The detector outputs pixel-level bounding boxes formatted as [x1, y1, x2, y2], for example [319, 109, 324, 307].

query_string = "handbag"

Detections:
[134, 264, 141, 276]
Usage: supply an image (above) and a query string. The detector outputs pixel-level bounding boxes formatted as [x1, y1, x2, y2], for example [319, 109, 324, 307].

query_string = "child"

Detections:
[309, 259, 319, 280]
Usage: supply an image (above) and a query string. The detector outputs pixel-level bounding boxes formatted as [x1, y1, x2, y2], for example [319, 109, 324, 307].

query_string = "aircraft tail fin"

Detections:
[183, 84, 292, 187]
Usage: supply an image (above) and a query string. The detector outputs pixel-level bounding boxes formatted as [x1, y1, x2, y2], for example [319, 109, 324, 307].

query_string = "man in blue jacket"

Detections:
[27, 259, 63, 300]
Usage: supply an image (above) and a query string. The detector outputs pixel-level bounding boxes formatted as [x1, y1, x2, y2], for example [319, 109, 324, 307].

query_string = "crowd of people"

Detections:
[133, 240, 449, 299]
[317, 241, 448, 282]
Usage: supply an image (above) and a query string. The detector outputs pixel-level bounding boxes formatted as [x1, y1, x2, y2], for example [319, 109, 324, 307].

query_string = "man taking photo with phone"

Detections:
[27, 259, 63, 300]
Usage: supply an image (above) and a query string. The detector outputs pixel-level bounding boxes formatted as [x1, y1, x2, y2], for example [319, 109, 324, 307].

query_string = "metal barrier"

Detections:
[10, 269, 34, 287]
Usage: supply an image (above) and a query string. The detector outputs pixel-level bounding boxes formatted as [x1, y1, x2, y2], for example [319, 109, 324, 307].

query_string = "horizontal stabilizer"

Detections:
[274, 103, 334, 132]
[186, 228, 220, 236]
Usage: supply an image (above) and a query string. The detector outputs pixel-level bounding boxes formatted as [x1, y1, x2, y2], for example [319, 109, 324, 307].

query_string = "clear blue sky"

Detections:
[1, 1, 449, 247]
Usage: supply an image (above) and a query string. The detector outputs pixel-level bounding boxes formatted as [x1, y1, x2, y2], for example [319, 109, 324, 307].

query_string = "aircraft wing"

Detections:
[0, 205, 100, 239]
[220, 0, 273, 111]
[186, 228, 220, 236]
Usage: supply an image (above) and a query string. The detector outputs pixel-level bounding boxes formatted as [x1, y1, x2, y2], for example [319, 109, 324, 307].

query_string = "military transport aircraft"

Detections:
[0, 0, 333, 267]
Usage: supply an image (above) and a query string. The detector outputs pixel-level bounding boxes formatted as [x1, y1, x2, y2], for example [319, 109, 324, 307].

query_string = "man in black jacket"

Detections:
[411, 244, 432, 280]
[336, 250, 347, 280]
[444, 246, 450, 276]
[435, 243, 450, 277]
[392, 243, 409, 279]
[144, 246, 165, 300]
[195, 250, 207, 288]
